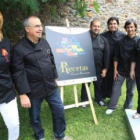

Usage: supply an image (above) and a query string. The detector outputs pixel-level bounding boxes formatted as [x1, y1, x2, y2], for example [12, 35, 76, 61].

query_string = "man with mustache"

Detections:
[81, 18, 109, 107]
[101, 17, 125, 99]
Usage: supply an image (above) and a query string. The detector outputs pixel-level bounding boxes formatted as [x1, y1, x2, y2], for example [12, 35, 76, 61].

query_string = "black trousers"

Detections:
[136, 76, 140, 113]
[81, 74, 103, 102]
[102, 65, 114, 98]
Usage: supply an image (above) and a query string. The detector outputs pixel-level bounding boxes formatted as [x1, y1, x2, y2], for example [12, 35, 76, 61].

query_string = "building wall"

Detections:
[40, 0, 140, 35]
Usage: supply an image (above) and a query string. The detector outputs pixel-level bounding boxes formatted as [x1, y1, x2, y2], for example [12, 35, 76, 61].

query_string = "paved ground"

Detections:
[125, 109, 140, 140]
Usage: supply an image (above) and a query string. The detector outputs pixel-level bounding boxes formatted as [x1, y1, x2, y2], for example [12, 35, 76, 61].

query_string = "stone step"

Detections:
[125, 109, 140, 140]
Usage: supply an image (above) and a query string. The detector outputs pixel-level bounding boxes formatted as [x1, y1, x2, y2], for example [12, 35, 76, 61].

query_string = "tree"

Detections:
[0, 0, 98, 38]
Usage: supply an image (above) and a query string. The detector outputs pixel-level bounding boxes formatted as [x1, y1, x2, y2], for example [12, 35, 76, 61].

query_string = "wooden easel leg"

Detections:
[60, 86, 64, 103]
[73, 85, 78, 107]
[85, 83, 98, 124]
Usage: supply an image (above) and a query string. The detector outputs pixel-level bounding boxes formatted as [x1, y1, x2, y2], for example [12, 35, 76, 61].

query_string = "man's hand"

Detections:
[101, 69, 107, 78]
[130, 62, 136, 80]
[114, 70, 119, 81]
[130, 70, 135, 80]
[55, 79, 58, 85]
[20, 94, 31, 108]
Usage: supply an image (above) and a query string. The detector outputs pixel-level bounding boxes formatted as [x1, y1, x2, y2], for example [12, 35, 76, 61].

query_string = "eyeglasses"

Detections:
[27, 25, 44, 29]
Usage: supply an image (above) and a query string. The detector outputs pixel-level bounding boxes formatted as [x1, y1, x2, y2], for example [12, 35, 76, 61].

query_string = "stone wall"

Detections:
[40, 0, 140, 35]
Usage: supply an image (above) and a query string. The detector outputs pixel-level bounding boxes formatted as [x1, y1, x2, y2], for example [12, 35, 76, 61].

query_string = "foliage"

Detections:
[0, 0, 99, 39]
[75, 0, 99, 18]
[75, 0, 88, 18]
[93, 1, 100, 13]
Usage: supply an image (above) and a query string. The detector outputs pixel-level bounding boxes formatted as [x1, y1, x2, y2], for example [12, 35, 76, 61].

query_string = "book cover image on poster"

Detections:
[45, 26, 96, 86]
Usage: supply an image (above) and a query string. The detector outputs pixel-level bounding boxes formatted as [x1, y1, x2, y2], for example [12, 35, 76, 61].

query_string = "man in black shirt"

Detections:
[12, 16, 71, 140]
[130, 38, 140, 119]
[101, 17, 125, 99]
[81, 18, 110, 107]
[106, 19, 140, 114]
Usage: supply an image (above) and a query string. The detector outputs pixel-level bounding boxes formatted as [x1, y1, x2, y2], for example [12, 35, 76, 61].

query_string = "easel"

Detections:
[60, 82, 98, 125]
[57, 19, 98, 125]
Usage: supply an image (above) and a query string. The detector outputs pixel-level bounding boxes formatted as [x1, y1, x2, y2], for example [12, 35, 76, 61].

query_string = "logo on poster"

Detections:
[60, 61, 89, 74]
[56, 37, 85, 57]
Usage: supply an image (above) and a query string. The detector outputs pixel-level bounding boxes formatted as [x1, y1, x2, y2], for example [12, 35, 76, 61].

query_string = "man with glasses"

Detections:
[12, 16, 72, 140]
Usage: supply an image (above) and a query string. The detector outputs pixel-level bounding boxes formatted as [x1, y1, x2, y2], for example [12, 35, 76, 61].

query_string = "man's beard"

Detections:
[90, 30, 99, 36]
[109, 28, 118, 32]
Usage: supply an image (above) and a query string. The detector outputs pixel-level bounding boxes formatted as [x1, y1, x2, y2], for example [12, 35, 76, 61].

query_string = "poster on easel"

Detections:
[45, 26, 96, 86]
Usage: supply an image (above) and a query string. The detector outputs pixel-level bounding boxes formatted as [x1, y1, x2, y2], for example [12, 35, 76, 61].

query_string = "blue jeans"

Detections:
[29, 89, 66, 140]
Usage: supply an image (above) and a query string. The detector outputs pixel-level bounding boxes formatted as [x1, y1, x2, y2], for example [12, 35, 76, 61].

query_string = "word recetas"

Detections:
[60, 61, 89, 74]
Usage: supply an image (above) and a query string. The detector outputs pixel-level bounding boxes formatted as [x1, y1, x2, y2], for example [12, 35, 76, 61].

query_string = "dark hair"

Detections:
[90, 18, 100, 27]
[107, 17, 119, 25]
[124, 19, 137, 30]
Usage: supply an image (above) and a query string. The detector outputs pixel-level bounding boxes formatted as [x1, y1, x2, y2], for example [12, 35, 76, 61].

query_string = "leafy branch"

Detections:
[0, 0, 99, 38]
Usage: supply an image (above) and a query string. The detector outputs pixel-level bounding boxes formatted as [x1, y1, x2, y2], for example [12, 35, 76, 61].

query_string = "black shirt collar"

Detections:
[126, 35, 137, 40]
[25, 36, 40, 48]
[108, 30, 118, 34]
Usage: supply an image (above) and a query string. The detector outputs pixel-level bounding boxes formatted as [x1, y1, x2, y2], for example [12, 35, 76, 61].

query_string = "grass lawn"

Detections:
[0, 82, 138, 140]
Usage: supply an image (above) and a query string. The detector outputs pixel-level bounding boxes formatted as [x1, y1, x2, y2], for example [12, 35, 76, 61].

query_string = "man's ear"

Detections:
[25, 27, 29, 33]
